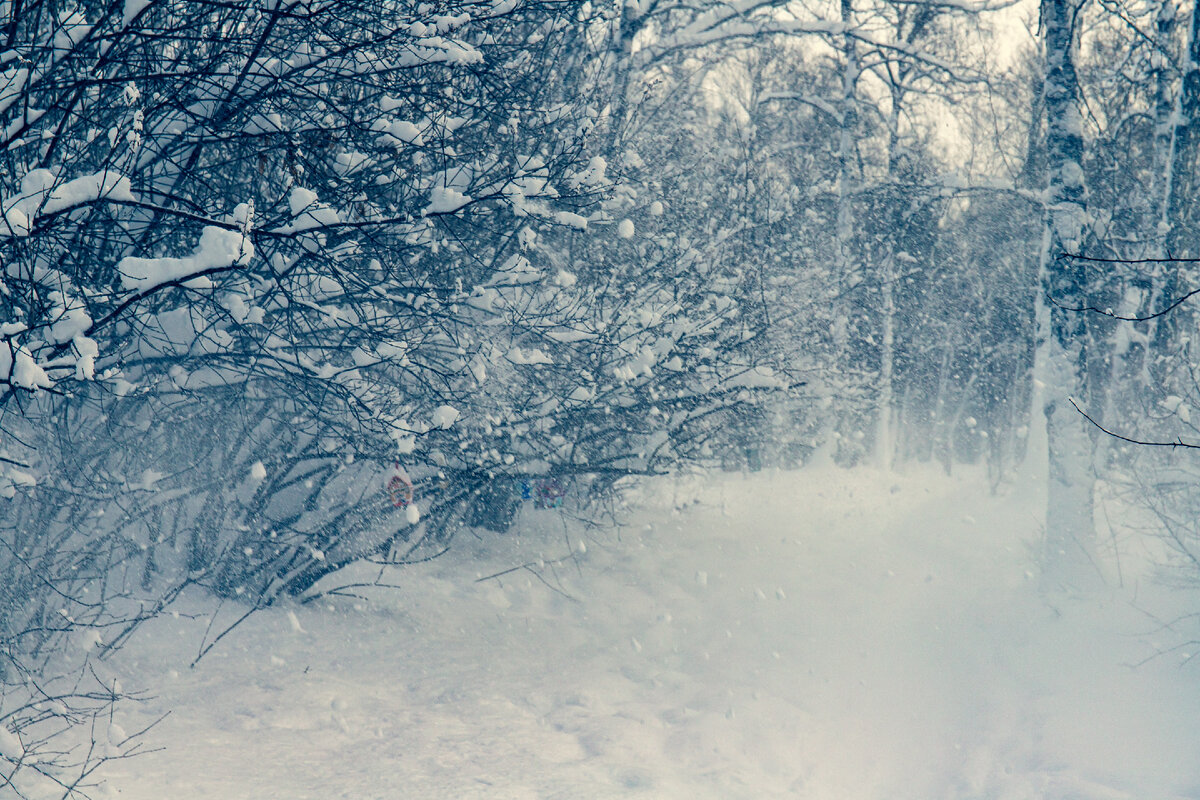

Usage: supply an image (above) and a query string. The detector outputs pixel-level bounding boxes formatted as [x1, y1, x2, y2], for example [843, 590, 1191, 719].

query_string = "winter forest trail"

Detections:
[101, 469, 1200, 799]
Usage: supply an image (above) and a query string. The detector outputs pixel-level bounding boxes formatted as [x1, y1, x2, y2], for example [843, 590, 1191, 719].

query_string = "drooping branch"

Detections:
[1070, 397, 1200, 450]
[1048, 253, 1200, 322]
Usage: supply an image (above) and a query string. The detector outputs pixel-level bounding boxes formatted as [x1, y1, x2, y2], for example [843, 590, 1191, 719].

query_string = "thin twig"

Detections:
[1070, 398, 1200, 450]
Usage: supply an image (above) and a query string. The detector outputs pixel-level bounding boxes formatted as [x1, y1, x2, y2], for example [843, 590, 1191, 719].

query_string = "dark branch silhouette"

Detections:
[1070, 398, 1200, 450]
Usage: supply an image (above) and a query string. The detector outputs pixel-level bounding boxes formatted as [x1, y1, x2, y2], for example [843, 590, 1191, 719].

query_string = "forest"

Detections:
[3, 0, 1200, 795]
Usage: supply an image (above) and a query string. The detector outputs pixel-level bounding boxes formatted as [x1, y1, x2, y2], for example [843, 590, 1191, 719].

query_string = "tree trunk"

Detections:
[873, 73, 908, 472]
[812, 0, 860, 467]
[1168, 0, 1200, 257]
[1032, 0, 1098, 590]
[1151, 0, 1178, 253]
[876, 251, 897, 469]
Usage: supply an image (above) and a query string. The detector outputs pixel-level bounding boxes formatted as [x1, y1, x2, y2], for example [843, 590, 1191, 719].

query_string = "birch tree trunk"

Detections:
[1151, 0, 1179, 253]
[1033, 0, 1098, 589]
[871, 28, 920, 471]
[811, 0, 861, 467]
[1168, 0, 1200, 257]
[1115, 0, 1179, 392]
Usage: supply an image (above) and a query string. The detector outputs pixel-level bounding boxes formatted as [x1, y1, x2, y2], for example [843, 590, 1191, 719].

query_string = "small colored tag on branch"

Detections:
[519, 478, 567, 509]
[387, 462, 414, 508]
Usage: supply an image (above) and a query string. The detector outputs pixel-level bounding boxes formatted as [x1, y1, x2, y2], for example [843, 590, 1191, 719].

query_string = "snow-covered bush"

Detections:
[0, 403, 159, 796]
[0, 0, 789, 723]
[0, 0, 768, 788]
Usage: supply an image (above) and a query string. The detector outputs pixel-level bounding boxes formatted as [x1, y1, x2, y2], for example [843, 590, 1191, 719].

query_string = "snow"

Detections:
[2, 205, 29, 237]
[132, 469, 164, 491]
[617, 218, 635, 238]
[1, 169, 134, 238]
[554, 210, 588, 229]
[568, 156, 608, 188]
[425, 186, 471, 215]
[278, 188, 341, 233]
[506, 346, 552, 365]
[244, 113, 284, 134]
[333, 151, 370, 175]
[431, 405, 460, 428]
[1162, 395, 1191, 423]
[119, 226, 254, 293]
[0, 67, 31, 117]
[0, 467, 36, 497]
[10, 344, 52, 389]
[726, 365, 786, 389]
[545, 327, 593, 343]
[374, 118, 425, 147]
[43, 171, 134, 216]
[96, 468, 1200, 799]
[72, 334, 98, 379]
[122, 0, 151, 26]
[0, 725, 23, 761]
[47, 292, 92, 344]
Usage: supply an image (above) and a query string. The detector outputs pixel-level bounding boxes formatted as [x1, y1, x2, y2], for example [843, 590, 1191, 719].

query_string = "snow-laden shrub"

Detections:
[0, 0, 788, 746]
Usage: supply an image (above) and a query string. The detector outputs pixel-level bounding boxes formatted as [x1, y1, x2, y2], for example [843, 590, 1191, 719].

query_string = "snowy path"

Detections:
[101, 469, 1200, 799]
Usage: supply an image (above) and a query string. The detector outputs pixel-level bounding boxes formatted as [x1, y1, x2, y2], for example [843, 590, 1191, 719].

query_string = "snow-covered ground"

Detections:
[99, 468, 1200, 799]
